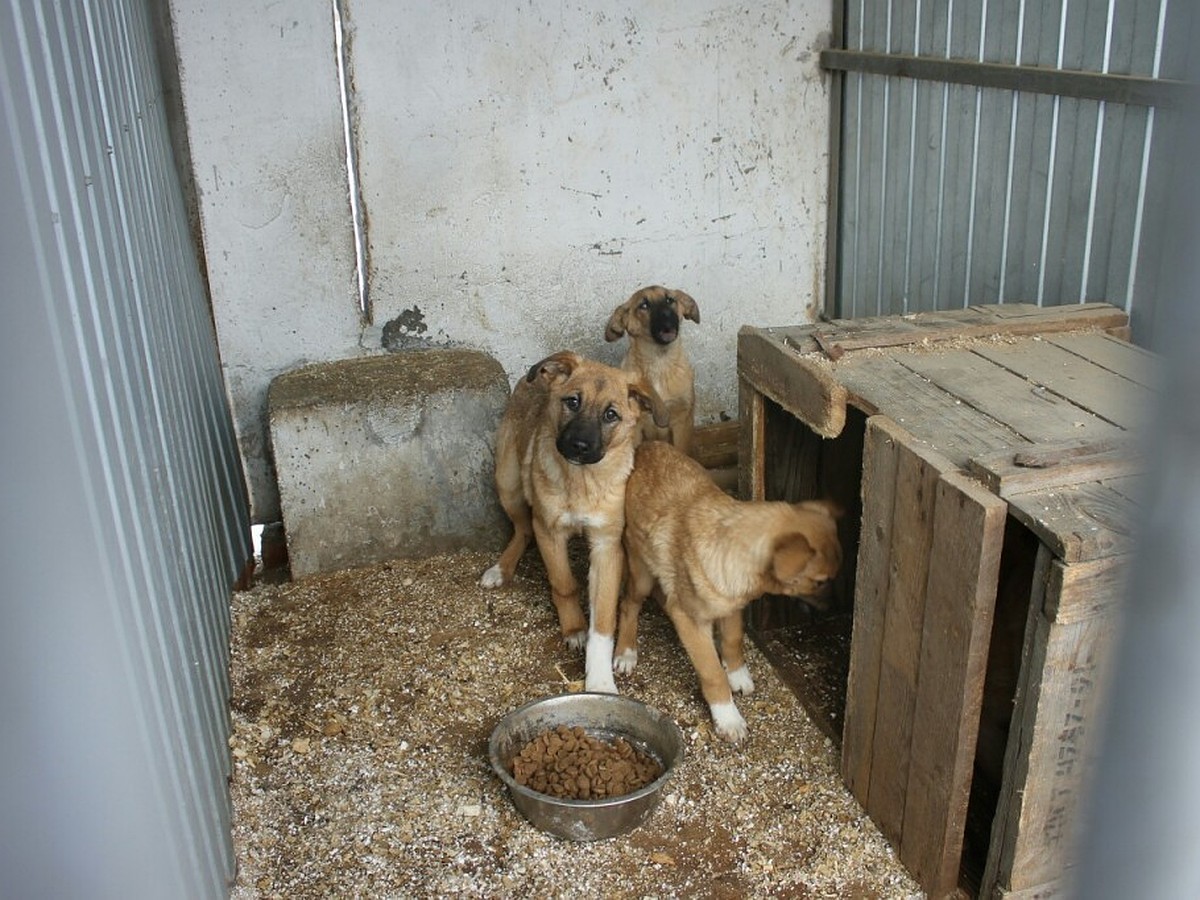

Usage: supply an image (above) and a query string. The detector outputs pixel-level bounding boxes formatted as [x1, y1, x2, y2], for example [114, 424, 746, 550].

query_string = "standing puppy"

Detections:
[614, 441, 842, 741]
[480, 351, 668, 693]
[605, 286, 700, 454]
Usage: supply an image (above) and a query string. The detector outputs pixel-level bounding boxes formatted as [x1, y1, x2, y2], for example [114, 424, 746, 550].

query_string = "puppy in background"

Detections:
[605, 285, 700, 454]
[480, 350, 668, 694]
[614, 441, 842, 741]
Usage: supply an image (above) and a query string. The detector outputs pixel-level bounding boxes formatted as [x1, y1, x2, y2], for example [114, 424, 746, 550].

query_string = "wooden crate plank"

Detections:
[810, 303, 1126, 356]
[968, 439, 1142, 497]
[1045, 331, 1159, 388]
[737, 327, 847, 438]
[895, 348, 1126, 446]
[690, 420, 740, 469]
[1004, 483, 1135, 563]
[866, 427, 950, 846]
[842, 416, 904, 804]
[836, 355, 1028, 469]
[738, 378, 765, 501]
[970, 339, 1150, 431]
[1043, 554, 1130, 626]
[983, 556, 1124, 895]
[900, 470, 1008, 896]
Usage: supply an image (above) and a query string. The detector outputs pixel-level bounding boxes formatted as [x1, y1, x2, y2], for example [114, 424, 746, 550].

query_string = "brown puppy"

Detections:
[615, 441, 842, 741]
[605, 286, 700, 454]
[480, 351, 668, 693]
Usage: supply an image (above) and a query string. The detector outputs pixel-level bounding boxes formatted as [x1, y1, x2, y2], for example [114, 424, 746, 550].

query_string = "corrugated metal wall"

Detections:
[0, 0, 250, 897]
[830, 0, 1194, 340]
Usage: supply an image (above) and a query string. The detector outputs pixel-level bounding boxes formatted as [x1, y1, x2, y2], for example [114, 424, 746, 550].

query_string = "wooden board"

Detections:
[900, 469, 1006, 895]
[1045, 331, 1159, 388]
[809, 302, 1127, 357]
[691, 420, 740, 469]
[842, 416, 1007, 898]
[982, 552, 1126, 896]
[835, 356, 1028, 468]
[968, 439, 1141, 498]
[738, 377, 765, 501]
[894, 347, 1127, 447]
[1003, 482, 1136, 564]
[737, 326, 847, 438]
[969, 340, 1149, 431]
[842, 416, 903, 802]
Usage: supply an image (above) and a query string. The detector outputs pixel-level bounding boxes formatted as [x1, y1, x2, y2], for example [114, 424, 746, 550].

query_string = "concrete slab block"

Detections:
[268, 349, 510, 577]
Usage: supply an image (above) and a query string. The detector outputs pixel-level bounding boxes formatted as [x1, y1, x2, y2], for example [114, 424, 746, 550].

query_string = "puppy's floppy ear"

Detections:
[629, 378, 670, 428]
[604, 301, 631, 342]
[525, 350, 581, 384]
[674, 290, 701, 325]
[771, 532, 816, 582]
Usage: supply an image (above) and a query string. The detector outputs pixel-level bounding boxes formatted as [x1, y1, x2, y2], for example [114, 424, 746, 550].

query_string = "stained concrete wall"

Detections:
[171, 0, 832, 523]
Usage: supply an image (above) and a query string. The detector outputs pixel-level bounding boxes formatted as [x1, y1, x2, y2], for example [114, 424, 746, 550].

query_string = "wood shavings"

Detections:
[228, 549, 923, 899]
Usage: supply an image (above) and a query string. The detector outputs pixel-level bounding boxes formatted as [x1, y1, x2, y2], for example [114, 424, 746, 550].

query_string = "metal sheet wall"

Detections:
[0, 0, 250, 896]
[834, 0, 1193, 340]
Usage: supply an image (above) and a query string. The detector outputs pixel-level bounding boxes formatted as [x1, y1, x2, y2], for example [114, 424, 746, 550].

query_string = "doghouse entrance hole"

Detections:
[747, 399, 867, 742]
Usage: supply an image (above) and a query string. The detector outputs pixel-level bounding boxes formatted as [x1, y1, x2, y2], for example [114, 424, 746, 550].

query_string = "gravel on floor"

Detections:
[228, 549, 924, 899]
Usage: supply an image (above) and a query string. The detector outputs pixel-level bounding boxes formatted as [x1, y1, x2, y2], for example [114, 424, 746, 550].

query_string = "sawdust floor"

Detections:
[227, 548, 923, 899]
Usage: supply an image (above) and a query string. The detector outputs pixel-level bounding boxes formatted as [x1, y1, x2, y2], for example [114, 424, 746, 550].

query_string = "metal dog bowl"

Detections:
[488, 692, 684, 841]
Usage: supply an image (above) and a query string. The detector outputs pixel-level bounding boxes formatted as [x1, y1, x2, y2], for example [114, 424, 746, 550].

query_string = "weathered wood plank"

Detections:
[842, 416, 903, 804]
[982, 555, 1124, 895]
[901, 470, 1007, 896]
[894, 349, 1126, 446]
[738, 377, 765, 502]
[809, 303, 1126, 356]
[1045, 331, 1158, 388]
[835, 355, 1028, 469]
[867, 428, 948, 846]
[969, 339, 1149, 431]
[737, 327, 847, 438]
[1004, 483, 1135, 563]
[691, 420, 740, 469]
[968, 439, 1142, 497]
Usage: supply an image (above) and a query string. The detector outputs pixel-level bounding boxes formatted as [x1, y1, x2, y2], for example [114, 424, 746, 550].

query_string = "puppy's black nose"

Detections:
[557, 430, 604, 465]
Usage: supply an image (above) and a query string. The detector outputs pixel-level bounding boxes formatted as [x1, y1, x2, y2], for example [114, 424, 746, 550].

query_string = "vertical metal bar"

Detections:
[964, 0, 990, 305]
[996, 0, 1026, 303]
[1126, 0, 1169, 313]
[825, 0, 846, 318]
[874, 0, 894, 315]
[1080, 0, 1117, 302]
[1036, 0, 1070, 306]
[902, 0, 922, 315]
[931, 0, 954, 305]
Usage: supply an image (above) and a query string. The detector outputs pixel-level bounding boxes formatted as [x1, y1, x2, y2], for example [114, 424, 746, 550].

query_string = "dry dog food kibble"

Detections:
[510, 724, 663, 800]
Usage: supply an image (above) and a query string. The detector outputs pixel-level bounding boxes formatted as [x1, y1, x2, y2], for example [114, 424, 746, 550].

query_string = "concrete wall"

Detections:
[171, 0, 832, 523]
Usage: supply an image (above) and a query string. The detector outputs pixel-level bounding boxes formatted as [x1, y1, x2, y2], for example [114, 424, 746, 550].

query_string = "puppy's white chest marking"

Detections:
[559, 510, 608, 530]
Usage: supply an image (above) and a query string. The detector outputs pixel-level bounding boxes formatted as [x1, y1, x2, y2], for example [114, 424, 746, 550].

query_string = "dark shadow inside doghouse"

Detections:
[746, 397, 1041, 896]
[746, 398, 866, 744]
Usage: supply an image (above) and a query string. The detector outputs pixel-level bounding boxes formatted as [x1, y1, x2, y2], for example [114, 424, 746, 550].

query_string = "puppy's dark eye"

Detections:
[638, 299, 649, 310]
[665, 295, 675, 305]
[563, 395, 581, 412]
[602, 406, 620, 423]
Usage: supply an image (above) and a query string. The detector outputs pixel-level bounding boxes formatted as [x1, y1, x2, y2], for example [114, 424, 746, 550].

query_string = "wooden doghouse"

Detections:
[737, 303, 1151, 899]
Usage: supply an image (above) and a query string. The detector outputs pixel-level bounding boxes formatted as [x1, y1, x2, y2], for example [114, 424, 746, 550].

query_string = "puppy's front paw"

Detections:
[726, 665, 754, 695]
[613, 648, 638, 675]
[586, 671, 619, 694]
[710, 701, 748, 743]
[563, 629, 587, 652]
[479, 564, 505, 589]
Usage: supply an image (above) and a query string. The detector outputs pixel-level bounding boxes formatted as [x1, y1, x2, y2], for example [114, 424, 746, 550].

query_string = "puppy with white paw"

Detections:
[614, 441, 842, 741]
